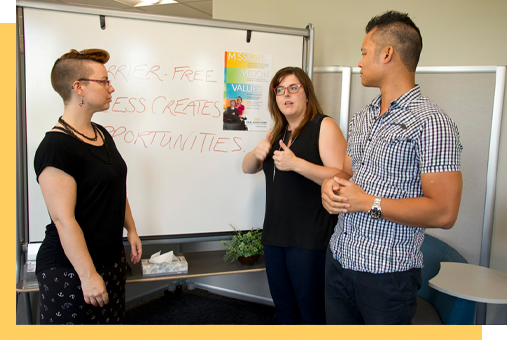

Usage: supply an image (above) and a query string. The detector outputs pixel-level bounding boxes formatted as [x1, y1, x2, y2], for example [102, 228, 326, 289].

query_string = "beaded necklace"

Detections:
[59, 116, 98, 141]
[56, 117, 112, 164]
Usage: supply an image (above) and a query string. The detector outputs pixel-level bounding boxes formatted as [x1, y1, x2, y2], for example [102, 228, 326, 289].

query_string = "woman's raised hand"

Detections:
[254, 131, 272, 162]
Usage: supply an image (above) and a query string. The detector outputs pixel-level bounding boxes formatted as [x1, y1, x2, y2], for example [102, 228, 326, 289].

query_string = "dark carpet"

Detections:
[125, 287, 276, 325]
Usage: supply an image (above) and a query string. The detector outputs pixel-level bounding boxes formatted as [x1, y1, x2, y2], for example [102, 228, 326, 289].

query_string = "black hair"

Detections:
[366, 11, 422, 71]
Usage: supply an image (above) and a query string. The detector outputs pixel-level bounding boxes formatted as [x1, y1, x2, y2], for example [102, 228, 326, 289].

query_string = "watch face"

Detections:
[370, 208, 381, 219]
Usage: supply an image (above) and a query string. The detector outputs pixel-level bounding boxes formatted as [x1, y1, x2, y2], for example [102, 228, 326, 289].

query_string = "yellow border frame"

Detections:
[4, 0, 491, 338]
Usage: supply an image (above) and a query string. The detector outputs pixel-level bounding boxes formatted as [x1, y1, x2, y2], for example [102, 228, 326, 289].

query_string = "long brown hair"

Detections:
[268, 67, 323, 145]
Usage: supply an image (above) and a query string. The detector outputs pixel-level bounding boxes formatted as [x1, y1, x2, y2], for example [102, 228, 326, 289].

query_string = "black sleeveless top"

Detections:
[261, 113, 337, 251]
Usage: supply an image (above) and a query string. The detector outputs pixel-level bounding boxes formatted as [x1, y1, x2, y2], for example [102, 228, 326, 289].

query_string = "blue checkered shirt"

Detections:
[329, 85, 462, 273]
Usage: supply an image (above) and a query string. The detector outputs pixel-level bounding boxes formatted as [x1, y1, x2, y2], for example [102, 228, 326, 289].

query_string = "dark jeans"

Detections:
[264, 245, 326, 324]
[325, 247, 421, 325]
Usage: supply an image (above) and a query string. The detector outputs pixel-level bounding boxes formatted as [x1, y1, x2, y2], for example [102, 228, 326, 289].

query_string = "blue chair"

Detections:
[412, 234, 477, 325]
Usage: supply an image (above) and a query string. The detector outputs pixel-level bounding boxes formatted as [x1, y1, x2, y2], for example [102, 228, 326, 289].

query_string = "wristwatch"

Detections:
[369, 197, 382, 219]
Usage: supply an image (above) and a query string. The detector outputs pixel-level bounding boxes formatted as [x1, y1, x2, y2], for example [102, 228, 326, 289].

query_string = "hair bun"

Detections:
[59, 48, 110, 63]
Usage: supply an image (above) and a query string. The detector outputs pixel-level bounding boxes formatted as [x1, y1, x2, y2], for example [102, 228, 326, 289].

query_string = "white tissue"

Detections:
[149, 250, 174, 264]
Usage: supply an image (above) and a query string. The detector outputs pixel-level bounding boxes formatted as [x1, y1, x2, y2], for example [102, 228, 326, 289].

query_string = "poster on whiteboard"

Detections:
[223, 51, 272, 132]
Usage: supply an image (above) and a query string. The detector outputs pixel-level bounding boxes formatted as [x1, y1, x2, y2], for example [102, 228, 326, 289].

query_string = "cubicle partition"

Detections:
[313, 65, 506, 267]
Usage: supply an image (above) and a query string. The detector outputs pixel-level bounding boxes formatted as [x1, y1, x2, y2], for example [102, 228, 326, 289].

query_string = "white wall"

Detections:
[214, 0, 507, 324]
[215, 0, 507, 67]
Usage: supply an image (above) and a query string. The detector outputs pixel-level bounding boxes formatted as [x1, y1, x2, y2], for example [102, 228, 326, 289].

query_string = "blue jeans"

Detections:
[325, 247, 421, 325]
[264, 245, 326, 324]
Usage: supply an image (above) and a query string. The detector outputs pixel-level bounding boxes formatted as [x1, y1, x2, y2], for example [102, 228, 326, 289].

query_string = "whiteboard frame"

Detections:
[15, 1, 315, 280]
[16, 1, 310, 37]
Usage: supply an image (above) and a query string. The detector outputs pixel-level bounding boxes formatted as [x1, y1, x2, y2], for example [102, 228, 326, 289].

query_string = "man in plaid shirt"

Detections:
[321, 10, 463, 324]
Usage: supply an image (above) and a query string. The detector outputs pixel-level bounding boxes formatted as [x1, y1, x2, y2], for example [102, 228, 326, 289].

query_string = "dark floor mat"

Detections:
[125, 287, 276, 325]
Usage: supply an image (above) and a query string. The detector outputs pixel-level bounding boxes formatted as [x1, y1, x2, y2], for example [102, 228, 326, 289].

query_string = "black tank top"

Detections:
[261, 113, 337, 251]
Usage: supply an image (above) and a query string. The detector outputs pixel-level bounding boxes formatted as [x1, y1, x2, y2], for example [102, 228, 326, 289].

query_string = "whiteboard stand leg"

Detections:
[166, 279, 190, 293]
[476, 302, 487, 325]
[166, 282, 177, 292]
[23, 292, 33, 325]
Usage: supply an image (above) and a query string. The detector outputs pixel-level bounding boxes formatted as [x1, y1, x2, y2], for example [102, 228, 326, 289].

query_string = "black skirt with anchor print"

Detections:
[36, 250, 127, 325]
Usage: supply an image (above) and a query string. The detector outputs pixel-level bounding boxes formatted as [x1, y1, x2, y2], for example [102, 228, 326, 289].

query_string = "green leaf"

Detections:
[222, 225, 263, 262]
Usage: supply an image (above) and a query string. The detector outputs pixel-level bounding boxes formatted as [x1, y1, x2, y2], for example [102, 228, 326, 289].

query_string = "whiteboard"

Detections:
[20, 5, 308, 242]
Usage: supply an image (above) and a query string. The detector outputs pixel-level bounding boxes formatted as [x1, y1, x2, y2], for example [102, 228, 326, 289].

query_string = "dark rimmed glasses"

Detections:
[273, 84, 302, 96]
[78, 78, 112, 87]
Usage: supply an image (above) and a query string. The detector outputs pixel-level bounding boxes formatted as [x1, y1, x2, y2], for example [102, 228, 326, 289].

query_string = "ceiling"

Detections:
[23, 0, 213, 19]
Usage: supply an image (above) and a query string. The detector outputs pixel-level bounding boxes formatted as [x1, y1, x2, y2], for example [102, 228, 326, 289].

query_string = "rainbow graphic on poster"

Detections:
[223, 51, 272, 131]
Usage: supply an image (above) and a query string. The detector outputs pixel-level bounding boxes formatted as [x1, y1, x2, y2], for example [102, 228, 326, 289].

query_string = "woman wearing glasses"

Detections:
[34, 49, 142, 324]
[242, 67, 347, 324]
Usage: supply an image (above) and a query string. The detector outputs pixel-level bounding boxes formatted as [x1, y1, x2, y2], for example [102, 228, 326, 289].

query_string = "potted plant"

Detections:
[221, 224, 263, 265]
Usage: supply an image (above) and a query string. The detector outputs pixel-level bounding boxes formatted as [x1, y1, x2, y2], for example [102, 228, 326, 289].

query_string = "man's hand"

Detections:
[321, 177, 350, 214]
[333, 178, 374, 213]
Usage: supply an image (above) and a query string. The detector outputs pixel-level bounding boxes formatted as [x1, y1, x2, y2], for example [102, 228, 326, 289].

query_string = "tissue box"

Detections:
[141, 255, 188, 277]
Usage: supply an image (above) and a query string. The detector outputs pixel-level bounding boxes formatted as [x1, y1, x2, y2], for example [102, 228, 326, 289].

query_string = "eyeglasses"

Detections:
[273, 84, 302, 96]
[78, 78, 112, 87]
